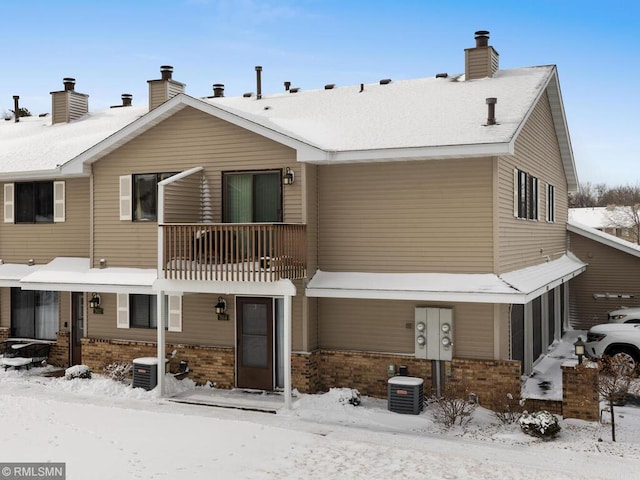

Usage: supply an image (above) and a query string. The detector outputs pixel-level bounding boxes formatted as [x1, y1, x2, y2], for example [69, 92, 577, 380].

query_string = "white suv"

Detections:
[608, 307, 640, 324]
[585, 323, 640, 370]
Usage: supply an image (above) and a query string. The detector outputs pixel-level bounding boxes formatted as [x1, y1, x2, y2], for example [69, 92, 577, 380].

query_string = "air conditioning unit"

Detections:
[388, 376, 424, 415]
[132, 357, 168, 391]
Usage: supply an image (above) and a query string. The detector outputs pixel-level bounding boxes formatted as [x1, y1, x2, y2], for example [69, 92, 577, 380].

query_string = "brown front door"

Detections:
[71, 292, 84, 365]
[237, 297, 273, 390]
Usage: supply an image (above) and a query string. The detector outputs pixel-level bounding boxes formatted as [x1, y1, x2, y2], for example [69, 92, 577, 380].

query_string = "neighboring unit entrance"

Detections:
[71, 292, 84, 365]
[236, 297, 273, 390]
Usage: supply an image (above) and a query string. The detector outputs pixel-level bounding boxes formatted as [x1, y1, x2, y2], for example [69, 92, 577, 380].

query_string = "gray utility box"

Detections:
[133, 357, 168, 390]
[388, 376, 424, 415]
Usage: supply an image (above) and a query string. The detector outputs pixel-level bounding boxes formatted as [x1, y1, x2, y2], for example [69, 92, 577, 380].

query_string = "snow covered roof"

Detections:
[19, 257, 156, 294]
[568, 207, 636, 229]
[0, 65, 577, 191]
[0, 263, 43, 287]
[0, 106, 146, 180]
[568, 219, 640, 258]
[306, 254, 586, 304]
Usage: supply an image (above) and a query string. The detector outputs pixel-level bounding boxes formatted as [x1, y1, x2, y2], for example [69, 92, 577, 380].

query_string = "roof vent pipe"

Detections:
[160, 65, 173, 80]
[284, 81, 291, 91]
[63, 77, 76, 91]
[475, 30, 490, 47]
[255, 66, 262, 99]
[212, 83, 225, 98]
[121, 94, 132, 106]
[486, 97, 497, 125]
[12, 95, 19, 123]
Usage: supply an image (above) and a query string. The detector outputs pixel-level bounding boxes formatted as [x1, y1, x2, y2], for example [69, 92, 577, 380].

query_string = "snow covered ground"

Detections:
[1, 341, 640, 479]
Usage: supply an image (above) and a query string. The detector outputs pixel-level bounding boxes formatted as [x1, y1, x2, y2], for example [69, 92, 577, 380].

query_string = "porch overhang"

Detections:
[306, 254, 586, 305]
[0, 263, 44, 287]
[19, 257, 156, 294]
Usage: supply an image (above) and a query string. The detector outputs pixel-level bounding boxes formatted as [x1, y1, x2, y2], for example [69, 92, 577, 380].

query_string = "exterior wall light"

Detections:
[89, 293, 103, 314]
[215, 296, 229, 321]
[574, 336, 585, 364]
[283, 167, 295, 185]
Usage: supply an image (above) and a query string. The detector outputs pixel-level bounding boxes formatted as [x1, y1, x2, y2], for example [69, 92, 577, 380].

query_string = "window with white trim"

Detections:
[119, 173, 177, 222]
[4, 181, 65, 224]
[546, 184, 556, 222]
[514, 169, 539, 220]
[116, 294, 182, 332]
[11, 288, 59, 340]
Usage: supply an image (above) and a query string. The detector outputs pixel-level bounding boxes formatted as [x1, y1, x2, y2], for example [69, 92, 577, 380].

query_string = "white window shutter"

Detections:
[513, 169, 518, 217]
[4, 183, 14, 223]
[167, 295, 182, 332]
[53, 181, 65, 222]
[116, 293, 130, 329]
[119, 175, 132, 221]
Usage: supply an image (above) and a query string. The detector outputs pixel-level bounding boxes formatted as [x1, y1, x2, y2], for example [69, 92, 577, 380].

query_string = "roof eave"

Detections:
[302, 142, 514, 164]
[568, 220, 640, 258]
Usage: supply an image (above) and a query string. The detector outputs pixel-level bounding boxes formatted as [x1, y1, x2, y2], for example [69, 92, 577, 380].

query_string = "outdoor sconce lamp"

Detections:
[215, 296, 229, 321]
[574, 336, 585, 364]
[283, 167, 295, 185]
[89, 293, 103, 314]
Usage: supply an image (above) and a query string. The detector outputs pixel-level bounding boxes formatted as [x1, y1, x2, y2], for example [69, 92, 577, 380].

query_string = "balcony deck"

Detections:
[161, 223, 306, 282]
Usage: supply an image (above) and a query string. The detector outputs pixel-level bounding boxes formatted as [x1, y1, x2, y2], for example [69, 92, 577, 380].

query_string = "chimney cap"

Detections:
[474, 30, 490, 47]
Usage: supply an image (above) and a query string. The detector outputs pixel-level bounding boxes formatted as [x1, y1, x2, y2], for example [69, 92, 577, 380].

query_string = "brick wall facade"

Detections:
[0, 327, 8, 342]
[48, 331, 70, 368]
[562, 363, 599, 421]
[81, 338, 235, 388]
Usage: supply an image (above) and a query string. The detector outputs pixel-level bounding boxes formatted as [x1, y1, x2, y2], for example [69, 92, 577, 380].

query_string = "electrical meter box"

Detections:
[414, 307, 454, 361]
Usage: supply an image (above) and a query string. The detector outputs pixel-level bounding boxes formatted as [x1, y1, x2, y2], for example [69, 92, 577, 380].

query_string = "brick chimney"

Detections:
[464, 30, 499, 80]
[50, 77, 89, 124]
[147, 65, 185, 110]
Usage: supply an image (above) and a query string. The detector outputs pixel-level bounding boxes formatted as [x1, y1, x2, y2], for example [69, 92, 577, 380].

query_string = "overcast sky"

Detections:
[1, 0, 637, 186]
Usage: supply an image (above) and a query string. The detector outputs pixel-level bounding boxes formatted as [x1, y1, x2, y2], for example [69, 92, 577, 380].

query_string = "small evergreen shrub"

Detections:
[65, 364, 92, 380]
[519, 410, 561, 439]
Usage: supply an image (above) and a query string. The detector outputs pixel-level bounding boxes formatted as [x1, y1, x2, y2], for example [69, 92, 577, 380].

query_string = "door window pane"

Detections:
[224, 171, 282, 223]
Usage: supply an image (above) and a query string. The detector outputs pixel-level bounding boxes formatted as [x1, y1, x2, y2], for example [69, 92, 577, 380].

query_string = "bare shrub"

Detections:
[432, 382, 476, 428]
[104, 362, 133, 383]
[491, 392, 525, 424]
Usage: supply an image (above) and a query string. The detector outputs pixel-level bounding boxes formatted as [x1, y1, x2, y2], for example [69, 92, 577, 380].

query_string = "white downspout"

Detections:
[283, 294, 292, 409]
[156, 183, 166, 396]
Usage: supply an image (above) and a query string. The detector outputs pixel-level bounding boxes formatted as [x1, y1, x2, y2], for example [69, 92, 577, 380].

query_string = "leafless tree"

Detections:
[594, 355, 638, 442]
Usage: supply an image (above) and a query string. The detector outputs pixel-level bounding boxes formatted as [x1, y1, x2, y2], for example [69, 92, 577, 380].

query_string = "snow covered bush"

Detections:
[65, 365, 92, 380]
[103, 362, 132, 383]
[337, 388, 361, 406]
[519, 410, 561, 439]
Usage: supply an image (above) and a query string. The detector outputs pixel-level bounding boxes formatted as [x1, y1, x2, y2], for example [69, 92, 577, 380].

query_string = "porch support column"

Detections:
[283, 294, 292, 409]
[157, 289, 166, 396]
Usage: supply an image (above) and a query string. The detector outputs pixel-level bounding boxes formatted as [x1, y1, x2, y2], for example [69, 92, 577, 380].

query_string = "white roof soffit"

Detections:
[153, 278, 296, 296]
[568, 220, 640, 259]
[19, 257, 156, 294]
[306, 255, 586, 305]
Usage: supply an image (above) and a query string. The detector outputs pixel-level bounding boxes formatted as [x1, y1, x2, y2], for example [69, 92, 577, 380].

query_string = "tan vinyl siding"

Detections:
[569, 232, 640, 329]
[68, 92, 89, 121]
[148, 81, 167, 110]
[465, 47, 499, 80]
[92, 107, 298, 268]
[318, 159, 494, 273]
[51, 92, 67, 124]
[86, 291, 306, 350]
[318, 298, 495, 359]
[163, 173, 203, 223]
[87, 293, 235, 345]
[0, 178, 90, 264]
[496, 90, 568, 274]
